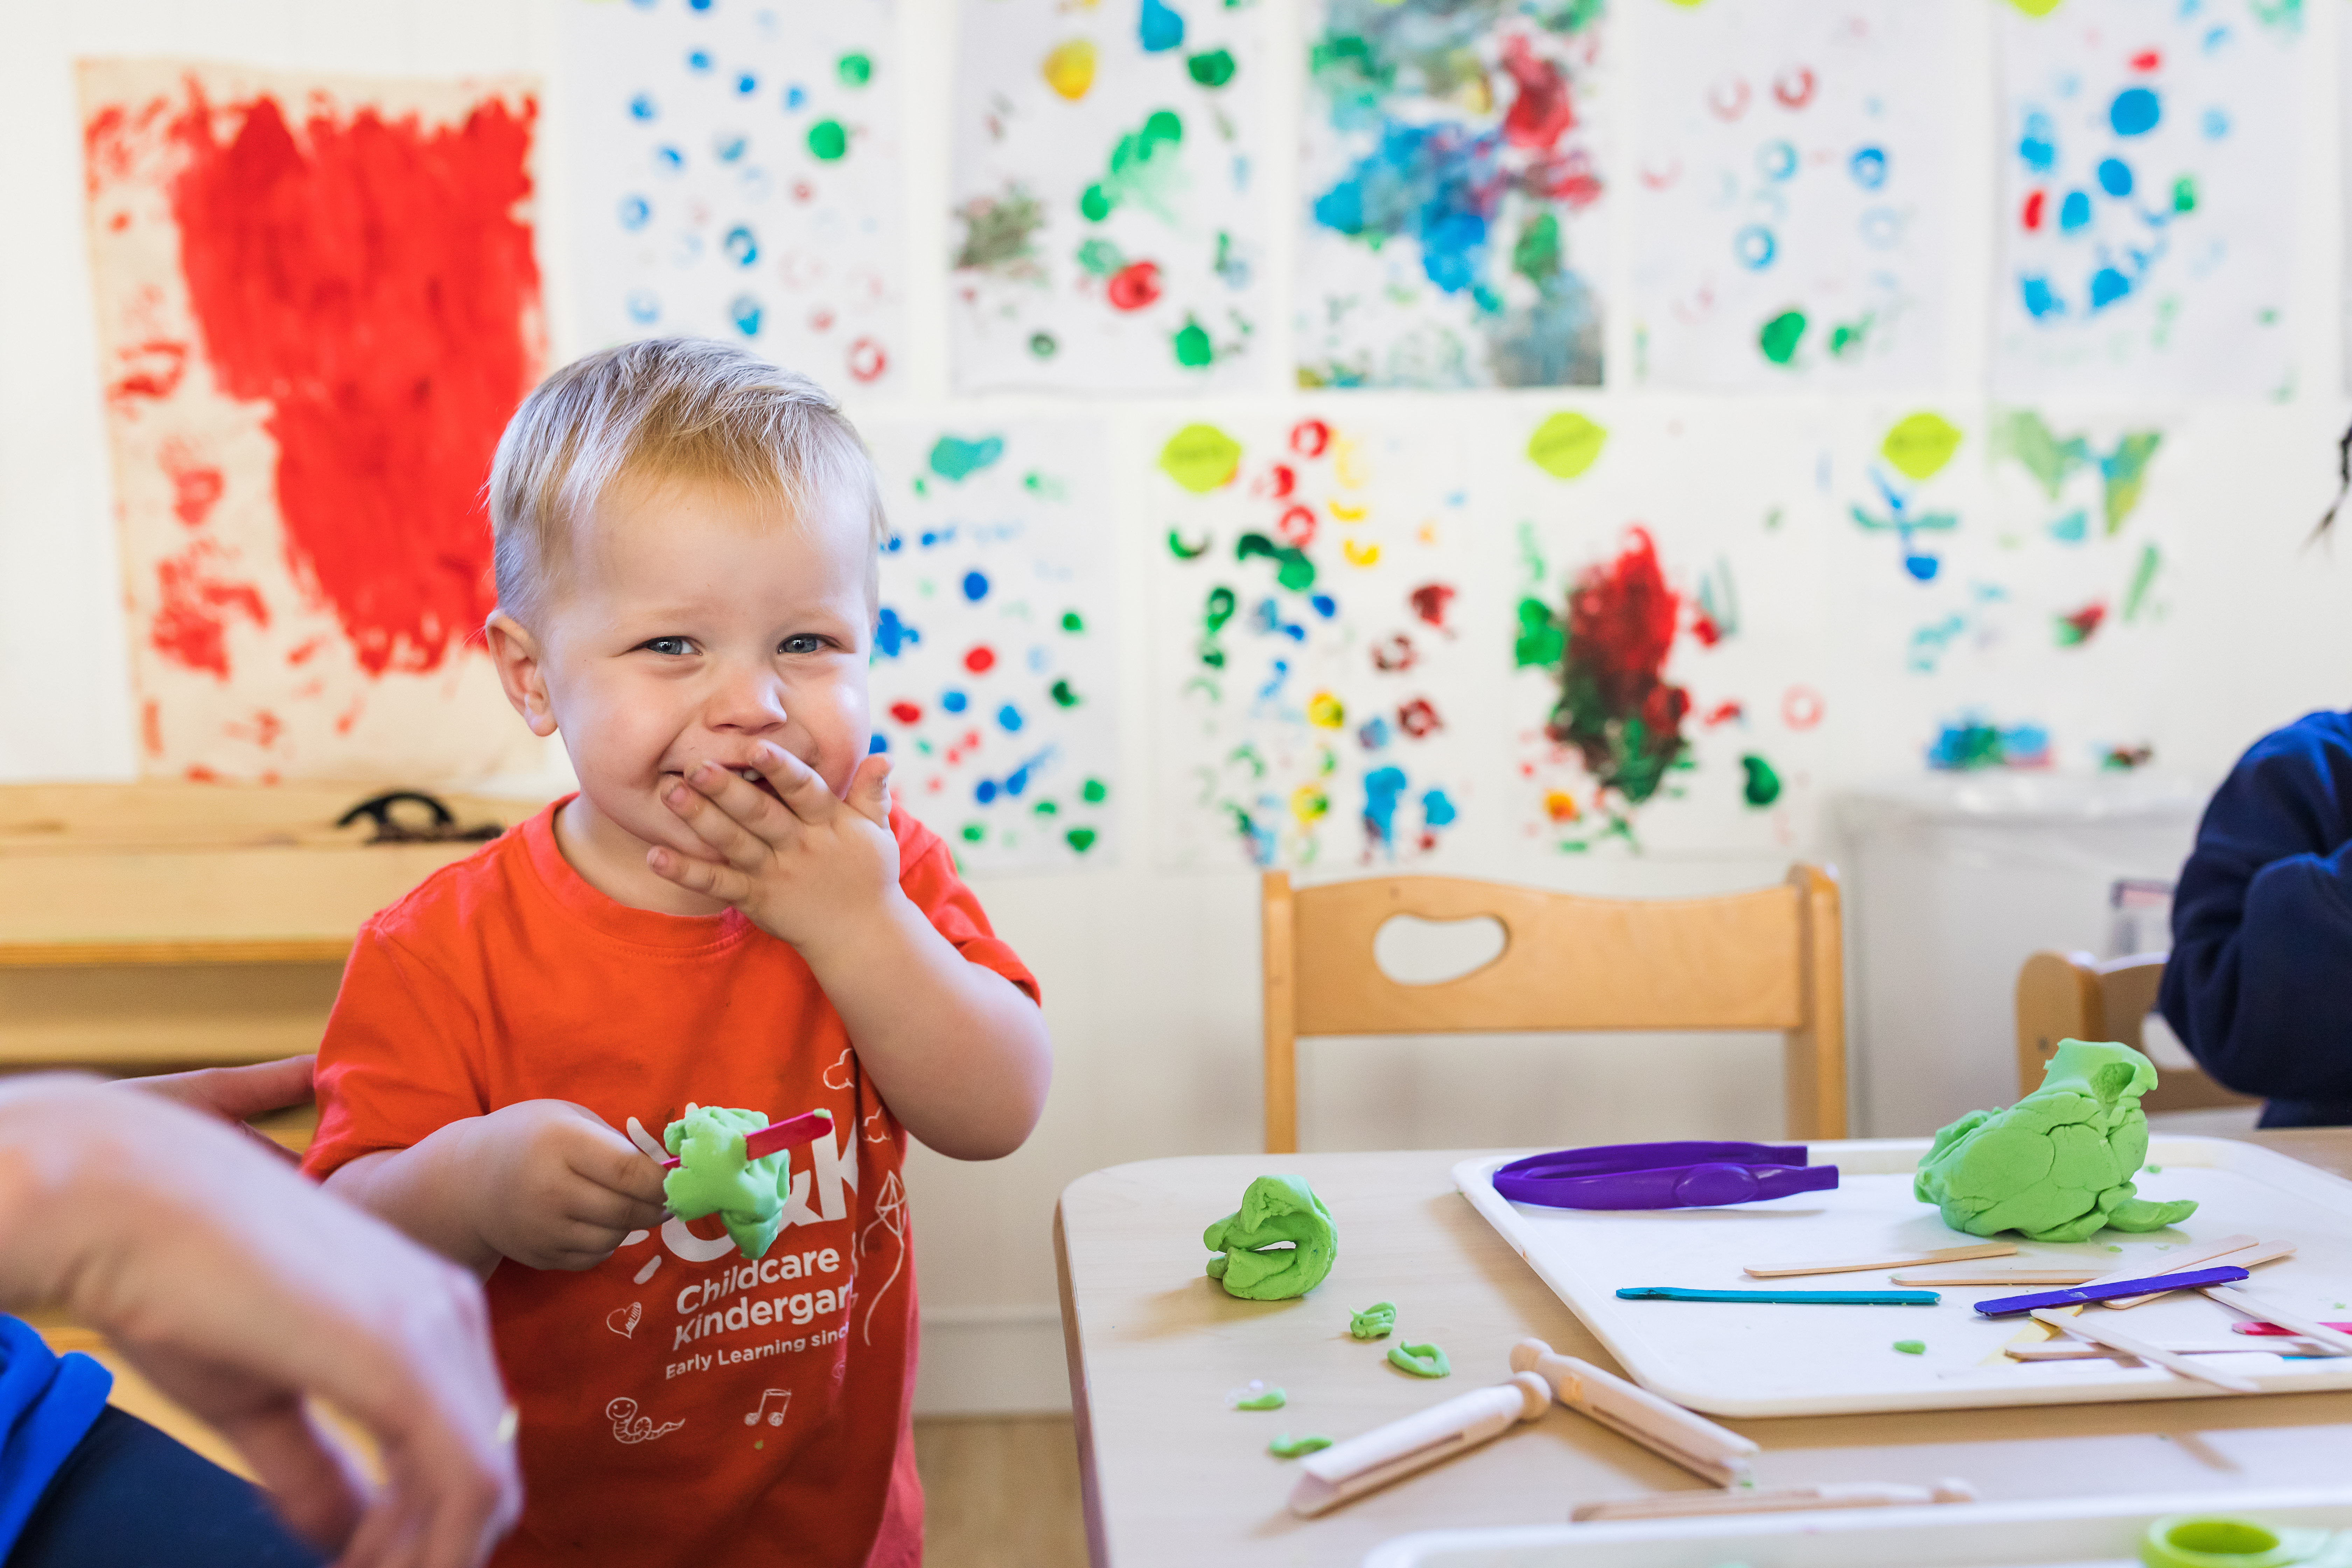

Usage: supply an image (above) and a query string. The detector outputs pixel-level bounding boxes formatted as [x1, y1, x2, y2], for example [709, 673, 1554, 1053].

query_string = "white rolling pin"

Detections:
[1510, 1337, 1757, 1487]
[1286, 1372, 1551, 1518]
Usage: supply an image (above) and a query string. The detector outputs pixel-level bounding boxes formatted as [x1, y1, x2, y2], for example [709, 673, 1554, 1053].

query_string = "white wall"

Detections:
[8, 0, 2352, 1412]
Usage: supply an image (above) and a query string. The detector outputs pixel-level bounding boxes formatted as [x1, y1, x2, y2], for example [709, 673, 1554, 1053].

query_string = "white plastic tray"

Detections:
[1364, 1489, 2352, 1568]
[1455, 1135, 2352, 1417]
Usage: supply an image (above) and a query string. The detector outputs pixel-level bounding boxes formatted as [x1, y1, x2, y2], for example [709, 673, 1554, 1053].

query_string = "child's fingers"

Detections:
[667, 768, 788, 865]
[750, 741, 841, 824]
[847, 754, 892, 828]
[646, 845, 757, 906]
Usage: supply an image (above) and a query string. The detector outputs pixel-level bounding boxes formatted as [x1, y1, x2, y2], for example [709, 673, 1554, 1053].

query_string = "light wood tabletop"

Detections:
[1054, 1130, 2352, 1568]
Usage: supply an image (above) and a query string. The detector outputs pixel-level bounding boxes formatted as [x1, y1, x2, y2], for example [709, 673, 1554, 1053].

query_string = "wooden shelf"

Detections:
[0, 939, 353, 968]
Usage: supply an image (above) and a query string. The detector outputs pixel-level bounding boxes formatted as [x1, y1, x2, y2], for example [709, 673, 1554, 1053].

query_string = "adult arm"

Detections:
[0, 1074, 520, 1568]
[2160, 714, 2352, 1105]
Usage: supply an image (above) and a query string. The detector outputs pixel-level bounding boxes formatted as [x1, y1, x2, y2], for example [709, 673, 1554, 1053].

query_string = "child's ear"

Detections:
[485, 612, 560, 737]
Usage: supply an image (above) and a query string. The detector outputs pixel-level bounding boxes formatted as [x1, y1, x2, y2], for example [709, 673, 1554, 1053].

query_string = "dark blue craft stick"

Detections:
[1973, 1265, 2252, 1317]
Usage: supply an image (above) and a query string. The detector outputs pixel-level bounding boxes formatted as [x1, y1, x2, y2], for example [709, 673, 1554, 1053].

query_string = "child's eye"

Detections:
[639, 636, 695, 656]
[779, 635, 828, 655]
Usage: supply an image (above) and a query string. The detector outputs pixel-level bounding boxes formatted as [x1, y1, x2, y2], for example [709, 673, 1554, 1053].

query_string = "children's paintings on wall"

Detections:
[79, 60, 548, 783]
[1298, 0, 1609, 389]
[1993, 0, 2298, 398]
[1629, 0, 1953, 390]
[563, 0, 902, 394]
[864, 421, 1117, 870]
[948, 0, 1268, 391]
[1502, 408, 1828, 853]
[1150, 414, 1478, 870]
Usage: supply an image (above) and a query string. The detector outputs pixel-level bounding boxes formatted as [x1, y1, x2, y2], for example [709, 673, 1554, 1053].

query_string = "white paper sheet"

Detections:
[1993, 0, 2298, 398]
[563, 0, 903, 393]
[1630, 0, 1954, 390]
[863, 420, 1119, 870]
[947, 0, 1269, 391]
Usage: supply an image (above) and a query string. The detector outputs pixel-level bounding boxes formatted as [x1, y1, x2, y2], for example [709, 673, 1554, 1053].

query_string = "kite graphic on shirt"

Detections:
[856, 1170, 908, 1348]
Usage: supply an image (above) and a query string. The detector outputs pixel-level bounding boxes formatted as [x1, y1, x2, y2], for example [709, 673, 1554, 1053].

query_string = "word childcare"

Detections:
[671, 1247, 847, 1353]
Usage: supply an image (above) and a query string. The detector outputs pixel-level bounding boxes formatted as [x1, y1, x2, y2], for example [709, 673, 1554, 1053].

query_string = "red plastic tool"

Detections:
[2233, 1320, 2352, 1336]
[656, 1109, 834, 1171]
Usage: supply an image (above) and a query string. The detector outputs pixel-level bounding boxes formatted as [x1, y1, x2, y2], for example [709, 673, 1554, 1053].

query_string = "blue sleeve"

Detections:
[2160, 711, 2352, 1103]
[0, 1316, 112, 1555]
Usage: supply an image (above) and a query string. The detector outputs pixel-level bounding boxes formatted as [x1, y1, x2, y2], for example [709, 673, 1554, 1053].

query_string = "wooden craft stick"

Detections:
[1744, 1242, 2016, 1279]
[2202, 1285, 2352, 1358]
[2086, 1234, 2263, 1310]
[2030, 1309, 2261, 1394]
[1572, 1480, 1976, 1523]
[2102, 1241, 2291, 1310]
[1891, 1269, 2102, 1287]
[2009, 1338, 2328, 1362]
[1510, 1338, 1756, 1488]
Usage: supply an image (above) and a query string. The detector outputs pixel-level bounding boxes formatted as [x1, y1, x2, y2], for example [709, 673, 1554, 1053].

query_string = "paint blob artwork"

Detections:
[948, 0, 1269, 390]
[1630, 0, 1953, 389]
[864, 422, 1117, 869]
[79, 60, 549, 782]
[1299, 0, 1609, 389]
[563, 0, 902, 391]
[1994, 0, 2297, 397]
[1506, 410, 1828, 853]
[1152, 416, 1477, 869]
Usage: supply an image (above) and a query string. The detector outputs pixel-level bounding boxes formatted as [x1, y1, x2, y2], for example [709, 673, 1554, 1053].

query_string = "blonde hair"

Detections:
[487, 337, 886, 625]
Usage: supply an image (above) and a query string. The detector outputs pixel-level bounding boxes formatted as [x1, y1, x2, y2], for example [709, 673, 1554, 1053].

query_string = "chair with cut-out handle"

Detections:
[2014, 950, 2257, 1114]
[1259, 866, 1848, 1153]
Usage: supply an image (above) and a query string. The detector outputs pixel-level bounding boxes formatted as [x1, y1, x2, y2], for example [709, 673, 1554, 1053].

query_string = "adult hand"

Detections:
[0, 1076, 521, 1568]
[130, 1056, 316, 1163]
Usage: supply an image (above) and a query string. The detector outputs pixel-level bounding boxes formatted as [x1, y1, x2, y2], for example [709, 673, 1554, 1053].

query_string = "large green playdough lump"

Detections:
[1203, 1175, 1337, 1301]
[664, 1104, 788, 1261]
[1913, 1039, 2198, 1243]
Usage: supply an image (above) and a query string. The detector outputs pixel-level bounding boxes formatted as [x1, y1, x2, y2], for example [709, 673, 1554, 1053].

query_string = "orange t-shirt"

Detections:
[303, 799, 1037, 1568]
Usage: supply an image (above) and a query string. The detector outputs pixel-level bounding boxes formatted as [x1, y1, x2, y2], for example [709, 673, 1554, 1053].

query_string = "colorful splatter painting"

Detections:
[864, 421, 1117, 870]
[1299, 0, 1609, 389]
[79, 60, 548, 782]
[948, 0, 1268, 390]
[1505, 408, 1828, 853]
[1151, 415, 1477, 869]
[1994, 0, 2298, 397]
[563, 0, 901, 392]
[1630, 0, 1953, 389]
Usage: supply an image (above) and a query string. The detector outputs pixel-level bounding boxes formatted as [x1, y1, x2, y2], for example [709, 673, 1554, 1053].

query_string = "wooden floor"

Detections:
[915, 1416, 1090, 1568]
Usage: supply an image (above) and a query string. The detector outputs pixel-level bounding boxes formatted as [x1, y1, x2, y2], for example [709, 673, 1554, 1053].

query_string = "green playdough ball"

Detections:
[1912, 1040, 2199, 1244]
[663, 1104, 789, 1261]
[1349, 1302, 1396, 1340]
[1202, 1175, 1337, 1300]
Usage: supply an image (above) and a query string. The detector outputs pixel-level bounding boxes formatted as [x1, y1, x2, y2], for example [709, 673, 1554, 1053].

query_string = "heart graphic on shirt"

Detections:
[607, 1303, 642, 1339]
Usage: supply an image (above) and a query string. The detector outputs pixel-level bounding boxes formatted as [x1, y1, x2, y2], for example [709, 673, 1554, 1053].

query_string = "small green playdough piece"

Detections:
[1268, 1434, 1333, 1458]
[1893, 1339, 1926, 1356]
[1913, 1039, 2199, 1243]
[662, 1104, 810, 1261]
[1387, 1342, 1450, 1378]
[1233, 1387, 1286, 1411]
[2146, 1164, 2164, 1174]
[1349, 1302, 1396, 1340]
[1203, 1175, 1337, 1300]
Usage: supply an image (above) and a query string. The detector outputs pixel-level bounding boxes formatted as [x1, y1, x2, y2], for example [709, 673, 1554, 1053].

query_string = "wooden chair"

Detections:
[2014, 950, 2258, 1114]
[1260, 866, 1847, 1153]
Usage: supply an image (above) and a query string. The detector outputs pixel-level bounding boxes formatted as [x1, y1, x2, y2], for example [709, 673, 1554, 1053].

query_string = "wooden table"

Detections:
[1054, 1132, 2352, 1567]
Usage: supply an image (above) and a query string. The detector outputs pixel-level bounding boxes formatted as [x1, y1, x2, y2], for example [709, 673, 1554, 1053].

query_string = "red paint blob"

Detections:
[1500, 35, 1575, 152]
[1407, 582, 1456, 630]
[1396, 697, 1443, 739]
[1370, 632, 1416, 673]
[848, 335, 887, 383]
[1782, 685, 1825, 730]
[1702, 700, 1744, 727]
[1530, 149, 1604, 210]
[2130, 49, 2161, 72]
[1548, 528, 1689, 806]
[2022, 189, 2046, 232]
[151, 541, 269, 679]
[963, 645, 996, 674]
[1106, 259, 1163, 312]
[2061, 603, 2107, 643]
[1289, 419, 1330, 458]
[107, 339, 189, 405]
[1772, 67, 1816, 110]
[148, 86, 542, 677]
[161, 445, 225, 527]
[888, 700, 922, 724]
[1690, 610, 1721, 648]
[1275, 505, 1318, 548]
[1252, 463, 1296, 501]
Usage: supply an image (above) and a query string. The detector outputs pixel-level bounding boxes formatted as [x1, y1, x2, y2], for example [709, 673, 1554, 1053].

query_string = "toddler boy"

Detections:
[304, 340, 1052, 1566]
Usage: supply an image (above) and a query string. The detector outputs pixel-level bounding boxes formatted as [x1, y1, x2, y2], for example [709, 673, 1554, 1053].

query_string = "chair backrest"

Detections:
[2013, 950, 2256, 1114]
[1261, 865, 1846, 1153]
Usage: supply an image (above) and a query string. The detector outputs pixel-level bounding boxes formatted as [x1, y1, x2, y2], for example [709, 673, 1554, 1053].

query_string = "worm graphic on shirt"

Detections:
[855, 1170, 906, 1347]
[606, 1398, 684, 1444]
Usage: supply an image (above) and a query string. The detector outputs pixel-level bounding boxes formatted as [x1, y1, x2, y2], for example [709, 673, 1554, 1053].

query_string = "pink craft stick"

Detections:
[656, 1110, 834, 1171]
[2234, 1320, 2352, 1337]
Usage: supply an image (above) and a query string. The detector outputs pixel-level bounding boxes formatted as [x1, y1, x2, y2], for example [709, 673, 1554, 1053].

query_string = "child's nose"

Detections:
[703, 662, 788, 733]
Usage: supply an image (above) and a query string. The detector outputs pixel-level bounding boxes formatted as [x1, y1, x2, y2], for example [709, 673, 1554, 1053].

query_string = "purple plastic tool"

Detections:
[1493, 1142, 1839, 1211]
[1972, 1265, 2253, 1317]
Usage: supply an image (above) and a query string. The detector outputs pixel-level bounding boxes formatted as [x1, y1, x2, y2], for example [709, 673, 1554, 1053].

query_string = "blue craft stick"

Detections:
[1616, 1287, 1941, 1306]
[1973, 1265, 2252, 1317]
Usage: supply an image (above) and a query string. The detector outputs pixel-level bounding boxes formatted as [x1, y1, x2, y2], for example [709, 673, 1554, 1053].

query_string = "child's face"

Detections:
[500, 474, 874, 864]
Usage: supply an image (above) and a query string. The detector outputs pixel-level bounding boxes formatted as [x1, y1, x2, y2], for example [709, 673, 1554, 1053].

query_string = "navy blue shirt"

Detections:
[2162, 710, 2352, 1126]
[0, 1315, 111, 1554]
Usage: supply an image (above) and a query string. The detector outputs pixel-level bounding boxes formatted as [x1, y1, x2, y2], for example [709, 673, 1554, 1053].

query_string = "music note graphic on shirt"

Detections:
[744, 1389, 790, 1427]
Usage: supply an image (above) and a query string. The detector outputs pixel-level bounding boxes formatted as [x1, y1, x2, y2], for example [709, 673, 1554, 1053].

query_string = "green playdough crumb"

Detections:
[1912, 1039, 2199, 1242]
[1268, 1433, 1332, 1458]
[1388, 1342, 1450, 1379]
[1893, 1339, 1926, 1355]
[1204, 1175, 1337, 1301]
[1233, 1387, 1285, 1411]
[2146, 1164, 2164, 1174]
[2107, 1245, 2123, 1252]
[664, 1104, 805, 1261]
[1349, 1302, 1396, 1339]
